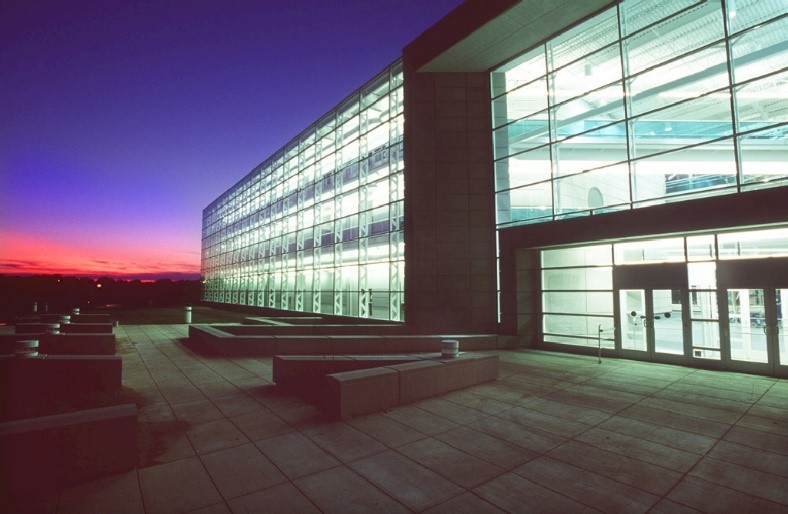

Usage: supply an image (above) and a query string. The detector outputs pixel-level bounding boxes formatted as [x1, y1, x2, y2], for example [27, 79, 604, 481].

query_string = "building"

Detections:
[202, 0, 788, 376]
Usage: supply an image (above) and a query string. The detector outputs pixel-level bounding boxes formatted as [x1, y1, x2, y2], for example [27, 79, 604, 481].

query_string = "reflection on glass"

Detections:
[653, 289, 684, 355]
[620, 289, 647, 351]
[491, 0, 787, 227]
[728, 288, 768, 363]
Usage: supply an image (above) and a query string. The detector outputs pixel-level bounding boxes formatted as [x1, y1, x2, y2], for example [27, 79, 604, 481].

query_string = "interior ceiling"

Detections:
[419, 0, 618, 72]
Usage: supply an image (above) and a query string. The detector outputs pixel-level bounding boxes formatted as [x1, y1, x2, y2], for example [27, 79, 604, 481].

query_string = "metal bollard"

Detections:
[184, 305, 192, 324]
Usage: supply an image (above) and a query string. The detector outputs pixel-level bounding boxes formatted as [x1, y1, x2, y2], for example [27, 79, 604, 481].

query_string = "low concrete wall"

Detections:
[273, 352, 499, 419]
[190, 324, 514, 356]
[0, 333, 116, 356]
[0, 403, 137, 501]
[0, 355, 123, 420]
[61, 323, 114, 334]
[71, 314, 112, 323]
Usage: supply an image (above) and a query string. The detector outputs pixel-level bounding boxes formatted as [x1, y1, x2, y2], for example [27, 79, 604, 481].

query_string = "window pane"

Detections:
[730, 16, 788, 85]
[614, 237, 684, 264]
[632, 140, 736, 203]
[621, 0, 705, 37]
[542, 267, 613, 290]
[495, 146, 552, 192]
[543, 291, 614, 315]
[739, 125, 788, 189]
[542, 245, 613, 267]
[627, 46, 730, 118]
[625, 1, 723, 75]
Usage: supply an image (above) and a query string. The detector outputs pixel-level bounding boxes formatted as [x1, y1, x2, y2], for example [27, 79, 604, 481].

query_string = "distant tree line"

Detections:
[0, 275, 201, 322]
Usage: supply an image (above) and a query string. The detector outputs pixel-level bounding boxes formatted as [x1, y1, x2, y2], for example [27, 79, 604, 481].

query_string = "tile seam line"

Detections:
[652, 367, 776, 508]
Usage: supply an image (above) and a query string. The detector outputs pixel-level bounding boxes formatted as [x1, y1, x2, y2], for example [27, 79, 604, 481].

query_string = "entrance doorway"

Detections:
[720, 259, 788, 376]
[615, 263, 688, 364]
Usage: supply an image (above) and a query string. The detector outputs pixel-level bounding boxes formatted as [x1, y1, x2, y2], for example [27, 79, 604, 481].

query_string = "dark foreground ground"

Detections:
[4, 307, 787, 513]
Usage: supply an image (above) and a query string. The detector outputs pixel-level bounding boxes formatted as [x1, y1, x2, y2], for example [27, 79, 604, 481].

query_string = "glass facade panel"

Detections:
[492, 0, 788, 227]
[201, 61, 404, 321]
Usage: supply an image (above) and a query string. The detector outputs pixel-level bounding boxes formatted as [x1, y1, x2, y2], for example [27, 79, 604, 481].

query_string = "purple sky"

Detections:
[0, 0, 463, 279]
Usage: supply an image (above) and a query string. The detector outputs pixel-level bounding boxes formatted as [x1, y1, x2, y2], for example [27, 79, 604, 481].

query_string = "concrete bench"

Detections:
[71, 313, 112, 324]
[0, 334, 116, 356]
[14, 323, 61, 334]
[61, 323, 114, 334]
[0, 355, 123, 420]
[273, 352, 499, 419]
[0, 403, 137, 500]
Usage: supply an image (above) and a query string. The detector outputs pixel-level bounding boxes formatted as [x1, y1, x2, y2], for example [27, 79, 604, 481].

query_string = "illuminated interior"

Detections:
[540, 226, 788, 372]
[491, 0, 788, 226]
[201, 62, 405, 321]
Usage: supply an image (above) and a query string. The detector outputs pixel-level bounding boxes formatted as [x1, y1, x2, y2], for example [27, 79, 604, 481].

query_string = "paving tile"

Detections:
[187, 502, 231, 514]
[230, 409, 294, 442]
[495, 405, 590, 438]
[736, 412, 787, 437]
[397, 438, 505, 488]
[256, 432, 340, 479]
[440, 390, 513, 415]
[199, 381, 244, 400]
[468, 416, 566, 453]
[724, 425, 788, 455]
[650, 390, 749, 423]
[647, 498, 703, 514]
[160, 386, 207, 405]
[346, 413, 427, 448]
[138, 456, 222, 514]
[690, 456, 788, 504]
[473, 472, 598, 513]
[640, 395, 742, 425]
[518, 396, 612, 425]
[464, 382, 531, 404]
[227, 483, 319, 514]
[706, 439, 788, 477]
[201, 443, 287, 500]
[544, 388, 632, 413]
[576, 427, 701, 473]
[383, 404, 460, 435]
[211, 393, 264, 417]
[302, 421, 387, 462]
[186, 418, 249, 454]
[171, 398, 225, 423]
[598, 415, 717, 454]
[667, 475, 784, 513]
[548, 440, 682, 496]
[349, 450, 463, 511]
[747, 403, 788, 422]
[423, 492, 506, 514]
[620, 403, 730, 438]
[413, 397, 489, 425]
[56, 470, 143, 514]
[665, 381, 765, 404]
[514, 456, 659, 512]
[435, 425, 536, 469]
[295, 466, 409, 513]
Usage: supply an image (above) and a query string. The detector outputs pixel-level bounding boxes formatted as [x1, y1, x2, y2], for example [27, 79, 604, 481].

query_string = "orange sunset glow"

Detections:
[0, 229, 200, 280]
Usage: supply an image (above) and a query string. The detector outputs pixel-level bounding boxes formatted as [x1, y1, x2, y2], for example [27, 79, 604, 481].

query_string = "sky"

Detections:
[0, 0, 463, 280]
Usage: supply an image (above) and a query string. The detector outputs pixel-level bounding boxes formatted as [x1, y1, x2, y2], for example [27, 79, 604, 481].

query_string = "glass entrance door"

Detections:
[620, 289, 685, 359]
[727, 287, 787, 375]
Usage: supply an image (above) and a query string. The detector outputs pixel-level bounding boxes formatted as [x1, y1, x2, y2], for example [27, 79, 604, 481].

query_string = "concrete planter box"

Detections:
[0, 403, 137, 501]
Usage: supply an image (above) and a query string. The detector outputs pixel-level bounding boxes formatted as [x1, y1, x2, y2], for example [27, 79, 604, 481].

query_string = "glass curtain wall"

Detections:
[201, 61, 405, 321]
[540, 226, 788, 354]
[491, 0, 788, 227]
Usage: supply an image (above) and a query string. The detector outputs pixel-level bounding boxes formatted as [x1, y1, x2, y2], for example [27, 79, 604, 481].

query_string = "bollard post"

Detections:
[32, 302, 38, 313]
[184, 305, 193, 324]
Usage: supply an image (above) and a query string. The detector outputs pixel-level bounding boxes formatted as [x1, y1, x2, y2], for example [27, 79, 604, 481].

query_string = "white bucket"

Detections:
[441, 339, 459, 358]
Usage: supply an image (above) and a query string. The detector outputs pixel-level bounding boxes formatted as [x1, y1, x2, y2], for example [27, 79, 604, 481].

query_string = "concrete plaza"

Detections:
[13, 316, 788, 513]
